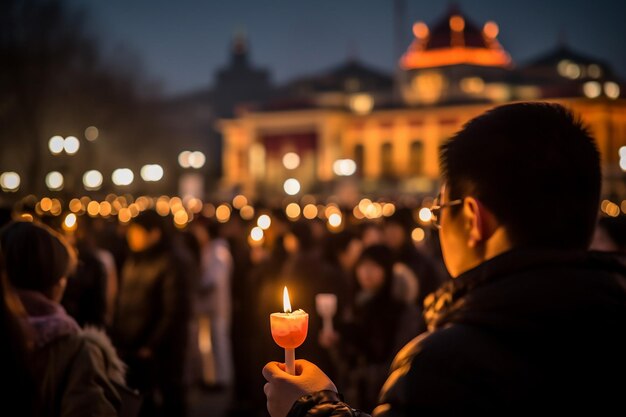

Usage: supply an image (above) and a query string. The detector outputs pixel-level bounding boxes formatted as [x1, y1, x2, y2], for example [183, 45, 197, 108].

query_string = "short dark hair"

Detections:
[439, 102, 601, 250]
[0, 221, 77, 293]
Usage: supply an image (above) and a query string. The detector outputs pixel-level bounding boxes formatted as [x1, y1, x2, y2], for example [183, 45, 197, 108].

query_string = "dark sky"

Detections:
[73, 0, 626, 96]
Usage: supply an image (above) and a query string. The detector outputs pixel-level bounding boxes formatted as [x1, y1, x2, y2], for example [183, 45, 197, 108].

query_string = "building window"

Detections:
[409, 140, 424, 175]
[354, 144, 364, 177]
[381, 142, 394, 179]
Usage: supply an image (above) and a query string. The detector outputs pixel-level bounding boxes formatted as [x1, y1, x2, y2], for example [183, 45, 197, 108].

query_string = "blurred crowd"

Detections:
[1, 202, 625, 417]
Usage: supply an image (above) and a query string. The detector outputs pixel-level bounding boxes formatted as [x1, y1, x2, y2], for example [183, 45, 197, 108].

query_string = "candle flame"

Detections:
[283, 286, 292, 313]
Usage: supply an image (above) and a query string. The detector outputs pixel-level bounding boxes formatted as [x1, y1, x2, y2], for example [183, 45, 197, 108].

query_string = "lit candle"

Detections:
[270, 286, 309, 375]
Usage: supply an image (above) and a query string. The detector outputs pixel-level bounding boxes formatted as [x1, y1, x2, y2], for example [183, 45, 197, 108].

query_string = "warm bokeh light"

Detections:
[250, 226, 264, 242]
[189, 151, 206, 169]
[118, 208, 132, 223]
[324, 204, 341, 219]
[460, 77, 485, 94]
[48, 136, 64, 155]
[353, 205, 364, 220]
[286, 203, 301, 219]
[257, 214, 271, 230]
[604, 82, 620, 99]
[99, 201, 112, 217]
[140, 164, 164, 182]
[232, 195, 248, 209]
[583, 81, 601, 98]
[50, 199, 62, 216]
[333, 159, 357, 176]
[603, 200, 620, 217]
[382, 203, 396, 217]
[412, 21, 429, 38]
[63, 136, 80, 155]
[483, 21, 499, 38]
[358, 198, 372, 214]
[240, 205, 255, 220]
[178, 149, 206, 169]
[83, 170, 103, 190]
[40, 197, 53, 212]
[112, 168, 134, 186]
[418, 207, 432, 223]
[84, 126, 99, 141]
[349, 94, 374, 115]
[328, 213, 342, 227]
[282, 152, 301, 170]
[63, 213, 77, 231]
[45, 171, 64, 191]
[173, 210, 189, 227]
[284, 178, 301, 195]
[303, 204, 318, 219]
[178, 151, 191, 168]
[412, 227, 426, 242]
[0, 171, 21, 192]
[449, 15, 465, 32]
[87, 201, 100, 217]
[69, 198, 83, 213]
[216, 204, 231, 223]
[186, 198, 203, 214]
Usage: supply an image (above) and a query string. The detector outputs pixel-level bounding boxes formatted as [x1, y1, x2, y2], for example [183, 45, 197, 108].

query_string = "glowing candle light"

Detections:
[270, 286, 309, 375]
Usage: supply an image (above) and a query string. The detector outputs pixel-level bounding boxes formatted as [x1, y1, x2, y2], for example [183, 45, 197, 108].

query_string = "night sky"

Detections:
[72, 0, 626, 96]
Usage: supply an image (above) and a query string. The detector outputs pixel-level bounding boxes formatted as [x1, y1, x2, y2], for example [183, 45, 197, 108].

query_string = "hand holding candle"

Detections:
[270, 286, 309, 375]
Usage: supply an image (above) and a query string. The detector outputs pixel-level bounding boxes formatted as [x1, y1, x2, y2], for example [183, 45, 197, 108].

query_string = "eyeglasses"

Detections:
[429, 196, 463, 229]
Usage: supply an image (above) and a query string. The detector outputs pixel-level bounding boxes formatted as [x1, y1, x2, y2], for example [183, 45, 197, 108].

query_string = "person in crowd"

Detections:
[112, 210, 192, 417]
[320, 244, 422, 412]
[383, 208, 446, 308]
[60, 216, 113, 328]
[359, 222, 383, 248]
[321, 229, 363, 320]
[1, 220, 126, 417]
[191, 219, 234, 388]
[263, 102, 626, 415]
[0, 250, 37, 417]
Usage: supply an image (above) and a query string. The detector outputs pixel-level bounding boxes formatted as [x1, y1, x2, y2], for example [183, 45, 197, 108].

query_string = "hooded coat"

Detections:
[19, 290, 126, 417]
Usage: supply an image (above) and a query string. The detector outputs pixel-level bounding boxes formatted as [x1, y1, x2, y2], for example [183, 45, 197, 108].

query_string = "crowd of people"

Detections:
[0, 180, 451, 417]
[1, 103, 625, 417]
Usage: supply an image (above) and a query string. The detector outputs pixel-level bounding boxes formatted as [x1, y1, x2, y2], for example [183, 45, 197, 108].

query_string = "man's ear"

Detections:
[464, 197, 496, 248]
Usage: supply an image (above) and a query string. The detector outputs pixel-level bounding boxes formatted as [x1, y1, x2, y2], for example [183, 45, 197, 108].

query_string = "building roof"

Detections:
[285, 59, 393, 94]
[400, 5, 511, 70]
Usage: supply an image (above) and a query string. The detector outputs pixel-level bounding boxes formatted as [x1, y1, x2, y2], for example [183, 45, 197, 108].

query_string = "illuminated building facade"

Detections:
[219, 6, 626, 201]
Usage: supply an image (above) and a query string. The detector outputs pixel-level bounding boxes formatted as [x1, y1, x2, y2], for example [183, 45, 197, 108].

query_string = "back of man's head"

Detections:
[440, 102, 601, 250]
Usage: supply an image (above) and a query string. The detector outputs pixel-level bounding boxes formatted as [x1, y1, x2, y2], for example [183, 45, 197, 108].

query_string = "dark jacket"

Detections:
[112, 243, 191, 357]
[288, 249, 626, 416]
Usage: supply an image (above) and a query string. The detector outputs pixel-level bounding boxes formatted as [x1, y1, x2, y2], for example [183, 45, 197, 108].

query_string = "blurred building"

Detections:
[218, 5, 626, 201]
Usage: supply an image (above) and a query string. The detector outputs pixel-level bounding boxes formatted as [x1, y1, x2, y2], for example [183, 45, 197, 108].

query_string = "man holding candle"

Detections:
[263, 103, 626, 416]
